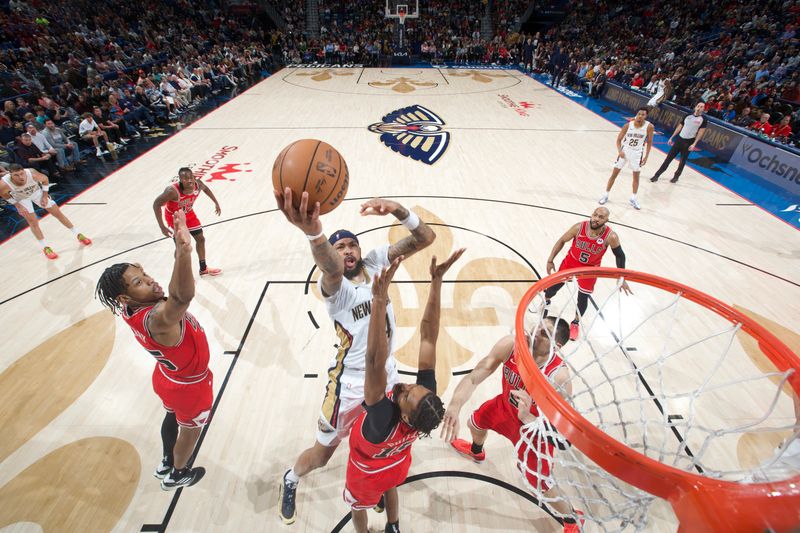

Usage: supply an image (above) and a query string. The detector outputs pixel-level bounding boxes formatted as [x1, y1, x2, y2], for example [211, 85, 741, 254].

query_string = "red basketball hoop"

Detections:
[515, 267, 800, 532]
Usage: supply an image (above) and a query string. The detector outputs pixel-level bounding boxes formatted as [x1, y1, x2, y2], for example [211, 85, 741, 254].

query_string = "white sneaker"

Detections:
[598, 194, 609, 205]
[630, 197, 641, 210]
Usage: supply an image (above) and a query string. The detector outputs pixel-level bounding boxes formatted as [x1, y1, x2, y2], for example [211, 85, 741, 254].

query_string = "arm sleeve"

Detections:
[362, 397, 401, 443]
[611, 245, 626, 268]
[700, 116, 708, 129]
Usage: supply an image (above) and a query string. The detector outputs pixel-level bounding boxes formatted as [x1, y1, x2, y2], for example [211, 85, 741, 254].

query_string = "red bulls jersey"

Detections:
[122, 304, 210, 384]
[348, 391, 420, 474]
[164, 182, 200, 216]
[566, 221, 612, 266]
[502, 346, 564, 416]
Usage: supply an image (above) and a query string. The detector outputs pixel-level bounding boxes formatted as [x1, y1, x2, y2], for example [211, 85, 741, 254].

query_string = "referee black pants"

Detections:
[653, 136, 693, 179]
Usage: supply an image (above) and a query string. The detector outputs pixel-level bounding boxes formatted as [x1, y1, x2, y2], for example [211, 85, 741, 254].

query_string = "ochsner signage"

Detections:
[730, 140, 800, 196]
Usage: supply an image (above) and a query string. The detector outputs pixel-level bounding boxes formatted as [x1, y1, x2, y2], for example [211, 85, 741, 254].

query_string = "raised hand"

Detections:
[510, 389, 536, 424]
[372, 256, 403, 299]
[273, 187, 322, 236]
[430, 247, 466, 279]
[359, 197, 401, 217]
[172, 210, 192, 253]
[440, 408, 460, 443]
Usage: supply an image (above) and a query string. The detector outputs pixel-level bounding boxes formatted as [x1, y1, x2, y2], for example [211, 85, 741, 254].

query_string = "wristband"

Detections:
[306, 230, 325, 241]
[400, 211, 420, 230]
[41, 184, 50, 191]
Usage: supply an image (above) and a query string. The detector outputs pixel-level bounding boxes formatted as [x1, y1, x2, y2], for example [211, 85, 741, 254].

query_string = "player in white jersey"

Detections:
[0, 164, 91, 259]
[273, 187, 436, 525]
[599, 107, 654, 210]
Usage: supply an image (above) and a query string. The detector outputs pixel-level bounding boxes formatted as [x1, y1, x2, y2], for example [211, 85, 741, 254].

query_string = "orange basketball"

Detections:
[272, 139, 349, 215]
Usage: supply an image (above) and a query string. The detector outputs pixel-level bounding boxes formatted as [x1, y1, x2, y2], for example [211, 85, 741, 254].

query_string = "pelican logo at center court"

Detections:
[368, 105, 450, 165]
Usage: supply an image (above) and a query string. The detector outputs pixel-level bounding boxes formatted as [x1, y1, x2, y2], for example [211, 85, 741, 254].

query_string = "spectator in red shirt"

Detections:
[750, 113, 773, 136]
[771, 115, 792, 142]
[631, 72, 644, 88]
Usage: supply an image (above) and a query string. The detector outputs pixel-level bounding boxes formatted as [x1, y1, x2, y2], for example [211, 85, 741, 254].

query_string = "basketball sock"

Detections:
[470, 442, 484, 455]
[199, 259, 207, 271]
[161, 412, 178, 462]
[69, 227, 80, 235]
[285, 468, 300, 484]
[37, 239, 47, 247]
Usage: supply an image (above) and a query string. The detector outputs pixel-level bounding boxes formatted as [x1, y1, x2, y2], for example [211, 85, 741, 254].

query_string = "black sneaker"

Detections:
[374, 494, 385, 513]
[670, 176, 680, 183]
[649, 175, 660, 182]
[160, 466, 206, 491]
[385, 521, 400, 533]
[153, 456, 172, 479]
[279, 470, 298, 524]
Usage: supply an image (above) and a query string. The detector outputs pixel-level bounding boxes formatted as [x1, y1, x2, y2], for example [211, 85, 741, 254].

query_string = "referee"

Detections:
[650, 102, 708, 183]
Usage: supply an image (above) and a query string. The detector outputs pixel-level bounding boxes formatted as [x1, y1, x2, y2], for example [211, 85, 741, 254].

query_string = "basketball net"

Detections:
[514, 268, 800, 532]
[398, 8, 406, 26]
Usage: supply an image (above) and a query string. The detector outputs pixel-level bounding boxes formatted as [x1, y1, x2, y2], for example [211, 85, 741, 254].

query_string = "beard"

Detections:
[589, 220, 604, 230]
[343, 259, 365, 280]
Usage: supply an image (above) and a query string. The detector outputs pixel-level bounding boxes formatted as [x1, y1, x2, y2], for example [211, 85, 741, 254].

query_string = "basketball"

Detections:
[272, 139, 349, 215]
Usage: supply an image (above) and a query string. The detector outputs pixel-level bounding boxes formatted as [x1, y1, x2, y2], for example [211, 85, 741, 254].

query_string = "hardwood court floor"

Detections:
[0, 68, 797, 533]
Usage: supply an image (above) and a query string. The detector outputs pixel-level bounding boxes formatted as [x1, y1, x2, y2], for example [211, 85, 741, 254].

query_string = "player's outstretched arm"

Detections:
[273, 188, 345, 296]
[360, 198, 436, 262]
[153, 186, 178, 237]
[364, 257, 403, 406]
[149, 210, 195, 338]
[441, 334, 514, 442]
[608, 231, 632, 295]
[198, 180, 221, 215]
[419, 249, 465, 374]
[546, 223, 580, 275]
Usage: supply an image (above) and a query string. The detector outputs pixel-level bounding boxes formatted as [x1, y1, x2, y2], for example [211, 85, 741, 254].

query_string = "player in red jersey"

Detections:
[95, 210, 211, 491]
[344, 248, 464, 533]
[153, 167, 222, 276]
[441, 320, 585, 532]
[544, 207, 631, 340]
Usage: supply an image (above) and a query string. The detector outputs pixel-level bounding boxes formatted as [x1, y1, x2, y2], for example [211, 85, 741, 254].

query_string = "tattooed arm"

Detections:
[359, 198, 436, 262]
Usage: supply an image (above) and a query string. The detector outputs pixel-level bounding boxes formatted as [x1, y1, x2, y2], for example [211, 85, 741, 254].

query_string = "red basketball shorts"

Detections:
[165, 210, 202, 232]
[559, 254, 599, 294]
[343, 455, 411, 510]
[470, 394, 554, 491]
[152, 367, 214, 428]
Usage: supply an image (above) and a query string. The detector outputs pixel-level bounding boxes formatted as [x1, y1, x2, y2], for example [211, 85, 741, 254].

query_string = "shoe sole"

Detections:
[153, 469, 170, 480]
[278, 480, 296, 525]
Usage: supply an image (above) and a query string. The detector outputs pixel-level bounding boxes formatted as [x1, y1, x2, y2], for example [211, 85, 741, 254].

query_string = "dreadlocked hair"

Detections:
[95, 263, 133, 315]
[408, 391, 445, 437]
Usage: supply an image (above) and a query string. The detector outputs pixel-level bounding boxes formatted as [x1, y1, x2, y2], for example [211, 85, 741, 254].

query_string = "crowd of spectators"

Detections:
[0, 0, 279, 175]
[519, 0, 800, 148]
[3, 0, 797, 159]
[274, 0, 798, 148]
